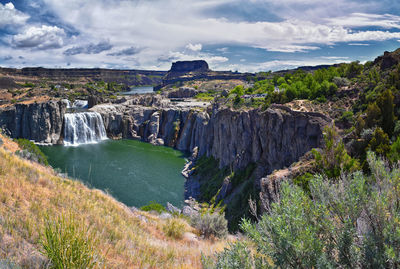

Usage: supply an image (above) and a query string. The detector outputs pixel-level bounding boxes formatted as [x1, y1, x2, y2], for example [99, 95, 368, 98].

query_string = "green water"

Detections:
[40, 139, 187, 207]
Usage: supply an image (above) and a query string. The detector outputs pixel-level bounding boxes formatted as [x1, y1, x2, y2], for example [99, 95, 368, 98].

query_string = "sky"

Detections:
[0, 0, 400, 72]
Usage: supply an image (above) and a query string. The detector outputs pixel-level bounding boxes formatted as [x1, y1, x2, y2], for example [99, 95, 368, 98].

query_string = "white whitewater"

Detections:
[63, 112, 108, 146]
[73, 100, 88, 109]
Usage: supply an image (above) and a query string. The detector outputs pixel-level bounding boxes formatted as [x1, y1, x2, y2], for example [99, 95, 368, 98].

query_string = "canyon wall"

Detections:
[0, 100, 67, 144]
[91, 101, 331, 176]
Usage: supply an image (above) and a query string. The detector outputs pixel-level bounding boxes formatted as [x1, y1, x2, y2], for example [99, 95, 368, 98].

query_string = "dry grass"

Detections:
[0, 146, 228, 268]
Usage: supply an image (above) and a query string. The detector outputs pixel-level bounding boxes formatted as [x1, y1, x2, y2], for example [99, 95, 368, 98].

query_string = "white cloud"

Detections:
[320, 56, 349, 60]
[186, 43, 202, 51]
[327, 13, 400, 29]
[0, 2, 29, 27]
[12, 25, 66, 49]
[348, 43, 370, 46]
[222, 57, 351, 73]
[159, 50, 228, 65]
[216, 47, 229, 53]
[0, 0, 398, 70]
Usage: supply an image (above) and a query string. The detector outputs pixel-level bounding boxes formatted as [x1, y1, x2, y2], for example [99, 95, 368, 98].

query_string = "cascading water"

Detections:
[63, 112, 108, 146]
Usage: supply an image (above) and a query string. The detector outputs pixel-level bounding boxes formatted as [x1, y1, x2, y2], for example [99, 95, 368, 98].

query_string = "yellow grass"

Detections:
[0, 145, 228, 268]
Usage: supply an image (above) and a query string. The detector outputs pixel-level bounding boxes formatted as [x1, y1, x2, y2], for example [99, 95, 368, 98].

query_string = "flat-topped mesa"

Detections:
[170, 60, 209, 73]
[164, 60, 210, 81]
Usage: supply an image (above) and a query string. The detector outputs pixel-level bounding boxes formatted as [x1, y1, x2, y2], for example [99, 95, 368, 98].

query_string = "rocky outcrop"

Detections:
[259, 151, 317, 212]
[374, 49, 400, 70]
[0, 100, 67, 144]
[166, 87, 201, 98]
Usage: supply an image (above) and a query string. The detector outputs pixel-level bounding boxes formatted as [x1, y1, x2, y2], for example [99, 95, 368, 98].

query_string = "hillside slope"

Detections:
[0, 136, 226, 268]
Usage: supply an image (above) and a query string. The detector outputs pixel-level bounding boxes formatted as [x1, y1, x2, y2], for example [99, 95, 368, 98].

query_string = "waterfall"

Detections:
[63, 112, 108, 146]
[73, 100, 88, 109]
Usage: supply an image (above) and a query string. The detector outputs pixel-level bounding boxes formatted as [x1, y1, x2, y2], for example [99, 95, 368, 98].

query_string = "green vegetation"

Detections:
[193, 156, 257, 231]
[191, 196, 228, 239]
[208, 152, 400, 268]
[140, 201, 166, 213]
[194, 89, 219, 101]
[40, 213, 99, 269]
[20, 82, 36, 88]
[191, 212, 228, 239]
[312, 127, 359, 178]
[15, 138, 48, 165]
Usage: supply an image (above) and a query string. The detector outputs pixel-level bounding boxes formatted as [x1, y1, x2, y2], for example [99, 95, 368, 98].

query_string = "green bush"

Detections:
[191, 212, 228, 239]
[162, 218, 186, 239]
[313, 126, 359, 178]
[40, 214, 99, 269]
[203, 241, 257, 269]
[212, 152, 400, 268]
[15, 138, 48, 165]
[140, 201, 166, 213]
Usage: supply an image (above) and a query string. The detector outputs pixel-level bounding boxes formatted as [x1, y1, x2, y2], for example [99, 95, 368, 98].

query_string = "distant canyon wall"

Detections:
[0, 67, 166, 86]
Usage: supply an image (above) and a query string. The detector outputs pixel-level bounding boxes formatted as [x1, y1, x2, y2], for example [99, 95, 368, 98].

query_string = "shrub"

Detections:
[15, 138, 48, 165]
[140, 201, 166, 213]
[332, 76, 350, 87]
[313, 126, 359, 178]
[203, 241, 256, 269]
[212, 152, 400, 268]
[163, 218, 186, 239]
[40, 214, 99, 269]
[367, 127, 391, 156]
[389, 136, 400, 162]
[191, 212, 228, 239]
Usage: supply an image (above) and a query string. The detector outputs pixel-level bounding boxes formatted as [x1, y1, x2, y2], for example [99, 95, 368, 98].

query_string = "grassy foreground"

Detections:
[0, 137, 227, 268]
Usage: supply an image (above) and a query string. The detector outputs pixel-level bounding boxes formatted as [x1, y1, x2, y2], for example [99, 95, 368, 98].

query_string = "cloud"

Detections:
[107, 46, 142, 56]
[0, 2, 29, 27]
[64, 41, 113, 55]
[320, 56, 349, 60]
[348, 43, 370, 46]
[327, 13, 400, 29]
[222, 57, 352, 73]
[186, 43, 202, 51]
[158, 50, 228, 67]
[1, 55, 12, 61]
[1, 0, 399, 70]
[216, 47, 229, 53]
[12, 25, 65, 49]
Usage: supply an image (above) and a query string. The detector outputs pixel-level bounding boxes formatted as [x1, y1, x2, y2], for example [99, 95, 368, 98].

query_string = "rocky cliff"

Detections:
[92, 99, 330, 202]
[0, 100, 67, 144]
[92, 101, 330, 174]
[91, 99, 330, 229]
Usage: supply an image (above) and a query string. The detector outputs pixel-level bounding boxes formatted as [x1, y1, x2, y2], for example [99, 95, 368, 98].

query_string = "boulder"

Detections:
[166, 202, 181, 214]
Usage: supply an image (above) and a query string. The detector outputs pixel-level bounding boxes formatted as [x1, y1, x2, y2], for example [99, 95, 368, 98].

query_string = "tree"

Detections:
[368, 127, 391, 156]
[313, 126, 359, 178]
[376, 89, 396, 137]
[365, 102, 381, 129]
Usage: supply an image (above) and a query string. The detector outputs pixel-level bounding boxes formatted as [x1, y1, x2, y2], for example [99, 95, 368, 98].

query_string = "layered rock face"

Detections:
[0, 100, 67, 144]
[92, 100, 330, 176]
